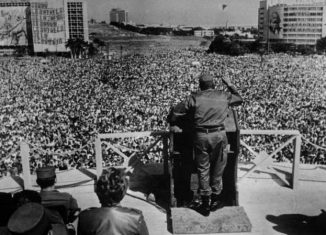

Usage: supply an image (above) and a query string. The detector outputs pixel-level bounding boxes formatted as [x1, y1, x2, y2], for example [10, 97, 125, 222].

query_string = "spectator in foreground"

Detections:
[36, 167, 78, 235]
[36, 167, 79, 223]
[7, 203, 52, 235]
[78, 167, 149, 235]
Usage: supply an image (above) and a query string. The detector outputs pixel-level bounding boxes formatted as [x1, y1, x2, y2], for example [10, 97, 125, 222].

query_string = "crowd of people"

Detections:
[0, 48, 325, 177]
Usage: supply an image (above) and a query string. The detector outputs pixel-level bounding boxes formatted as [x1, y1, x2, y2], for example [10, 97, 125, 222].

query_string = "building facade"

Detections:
[194, 30, 215, 37]
[0, 0, 88, 53]
[258, 0, 326, 45]
[110, 8, 128, 24]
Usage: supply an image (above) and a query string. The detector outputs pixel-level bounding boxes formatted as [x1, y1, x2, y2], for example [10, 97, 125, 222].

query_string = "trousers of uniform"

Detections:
[193, 130, 228, 196]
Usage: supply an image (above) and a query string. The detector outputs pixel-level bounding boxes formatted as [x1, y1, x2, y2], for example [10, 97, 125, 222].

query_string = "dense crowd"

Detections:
[0, 48, 325, 177]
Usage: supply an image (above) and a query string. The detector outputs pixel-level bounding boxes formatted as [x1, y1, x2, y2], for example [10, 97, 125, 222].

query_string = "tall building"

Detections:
[0, 0, 88, 53]
[258, 0, 326, 45]
[110, 8, 128, 23]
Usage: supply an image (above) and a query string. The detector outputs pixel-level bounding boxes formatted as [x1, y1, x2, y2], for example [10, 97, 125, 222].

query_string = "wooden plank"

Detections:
[106, 143, 129, 167]
[98, 131, 168, 139]
[240, 135, 297, 181]
[20, 142, 32, 190]
[240, 140, 261, 159]
[240, 129, 300, 135]
[95, 137, 103, 178]
[292, 136, 302, 190]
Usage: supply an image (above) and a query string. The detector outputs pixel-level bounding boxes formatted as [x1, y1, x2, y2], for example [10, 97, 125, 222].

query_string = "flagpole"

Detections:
[267, 7, 270, 54]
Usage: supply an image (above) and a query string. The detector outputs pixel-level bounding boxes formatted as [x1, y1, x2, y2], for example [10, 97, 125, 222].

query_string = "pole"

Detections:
[95, 137, 103, 178]
[21, 142, 32, 190]
[292, 135, 301, 190]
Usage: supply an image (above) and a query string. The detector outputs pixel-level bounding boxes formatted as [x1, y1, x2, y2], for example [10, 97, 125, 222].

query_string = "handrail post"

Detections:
[95, 137, 103, 179]
[163, 136, 169, 178]
[21, 142, 32, 190]
[292, 135, 301, 190]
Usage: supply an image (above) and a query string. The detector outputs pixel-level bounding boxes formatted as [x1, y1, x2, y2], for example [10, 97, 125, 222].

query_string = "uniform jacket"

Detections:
[77, 206, 149, 235]
[40, 190, 79, 224]
[185, 85, 243, 128]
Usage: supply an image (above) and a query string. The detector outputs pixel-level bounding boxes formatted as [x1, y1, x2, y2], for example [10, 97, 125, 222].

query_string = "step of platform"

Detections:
[171, 206, 252, 234]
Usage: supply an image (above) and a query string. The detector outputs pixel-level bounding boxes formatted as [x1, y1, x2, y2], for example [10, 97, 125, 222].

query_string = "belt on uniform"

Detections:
[195, 126, 225, 133]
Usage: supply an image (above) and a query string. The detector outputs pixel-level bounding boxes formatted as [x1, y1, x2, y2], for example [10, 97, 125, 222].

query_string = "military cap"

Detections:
[8, 203, 51, 235]
[36, 167, 56, 179]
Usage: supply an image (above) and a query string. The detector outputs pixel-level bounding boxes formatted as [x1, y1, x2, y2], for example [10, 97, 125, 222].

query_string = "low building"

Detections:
[110, 8, 128, 24]
[194, 29, 215, 37]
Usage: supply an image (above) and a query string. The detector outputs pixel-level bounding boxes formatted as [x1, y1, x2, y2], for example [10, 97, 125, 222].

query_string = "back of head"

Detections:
[8, 202, 51, 235]
[198, 73, 215, 90]
[95, 167, 128, 207]
[36, 167, 56, 189]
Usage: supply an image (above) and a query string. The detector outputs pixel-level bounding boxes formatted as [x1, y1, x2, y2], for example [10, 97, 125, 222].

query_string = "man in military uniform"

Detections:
[36, 167, 79, 225]
[167, 101, 194, 207]
[184, 73, 243, 216]
[78, 167, 149, 235]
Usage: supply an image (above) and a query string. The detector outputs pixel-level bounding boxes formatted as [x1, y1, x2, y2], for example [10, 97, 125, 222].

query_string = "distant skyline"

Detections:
[86, 0, 260, 27]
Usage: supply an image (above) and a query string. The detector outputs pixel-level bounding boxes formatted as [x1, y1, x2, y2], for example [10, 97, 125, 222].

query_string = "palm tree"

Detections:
[65, 38, 87, 59]
[65, 38, 77, 59]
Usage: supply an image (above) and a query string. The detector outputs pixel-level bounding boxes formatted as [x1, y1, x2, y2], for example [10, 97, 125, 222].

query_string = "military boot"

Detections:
[210, 194, 224, 212]
[195, 195, 210, 217]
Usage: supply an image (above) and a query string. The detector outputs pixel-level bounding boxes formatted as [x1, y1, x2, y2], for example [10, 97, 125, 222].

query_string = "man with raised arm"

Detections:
[184, 73, 243, 216]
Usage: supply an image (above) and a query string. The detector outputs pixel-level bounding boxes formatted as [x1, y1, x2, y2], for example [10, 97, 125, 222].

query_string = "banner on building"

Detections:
[0, 7, 28, 46]
[268, 7, 284, 39]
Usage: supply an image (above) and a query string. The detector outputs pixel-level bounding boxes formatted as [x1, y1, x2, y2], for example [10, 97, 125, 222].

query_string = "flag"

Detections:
[218, 3, 228, 11]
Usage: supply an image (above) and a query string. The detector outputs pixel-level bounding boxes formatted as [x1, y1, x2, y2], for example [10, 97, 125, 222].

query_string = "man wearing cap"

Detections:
[36, 167, 79, 224]
[183, 73, 243, 216]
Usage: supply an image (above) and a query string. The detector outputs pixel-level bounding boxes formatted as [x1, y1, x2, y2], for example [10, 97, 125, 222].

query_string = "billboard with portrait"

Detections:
[0, 7, 28, 46]
[268, 6, 284, 39]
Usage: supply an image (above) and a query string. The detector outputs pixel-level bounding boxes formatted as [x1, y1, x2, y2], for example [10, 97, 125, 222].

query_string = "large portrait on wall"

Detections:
[268, 9, 283, 39]
[0, 7, 28, 46]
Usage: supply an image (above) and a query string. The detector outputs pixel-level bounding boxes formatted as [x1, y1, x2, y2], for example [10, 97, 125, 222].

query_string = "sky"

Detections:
[86, 0, 261, 27]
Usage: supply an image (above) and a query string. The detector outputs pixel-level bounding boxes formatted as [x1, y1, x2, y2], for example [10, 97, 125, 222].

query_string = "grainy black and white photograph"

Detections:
[0, 0, 326, 234]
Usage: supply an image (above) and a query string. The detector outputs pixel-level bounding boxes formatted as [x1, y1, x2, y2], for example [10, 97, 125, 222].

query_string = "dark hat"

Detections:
[8, 203, 51, 235]
[198, 73, 214, 84]
[36, 167, 56, 179]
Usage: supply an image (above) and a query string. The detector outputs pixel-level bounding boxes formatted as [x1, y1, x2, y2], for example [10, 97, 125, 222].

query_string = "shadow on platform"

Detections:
[266, 211, 326, 235]
[239, 166, 292, 188]
[128, 163, 171, 211]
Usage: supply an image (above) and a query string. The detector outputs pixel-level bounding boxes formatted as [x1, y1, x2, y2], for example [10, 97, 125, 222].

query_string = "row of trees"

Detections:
[208, 34, 326, 56]
[110, 22, 210, 36]
[64, 38, 105, 59]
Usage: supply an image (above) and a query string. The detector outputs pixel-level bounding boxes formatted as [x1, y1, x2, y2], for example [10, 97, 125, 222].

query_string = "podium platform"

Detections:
[171, 206, 252, 234]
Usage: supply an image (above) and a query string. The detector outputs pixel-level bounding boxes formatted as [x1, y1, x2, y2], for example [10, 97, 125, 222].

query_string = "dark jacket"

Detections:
[40, 190, 79, 224]
[77, 206, 149, 235]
